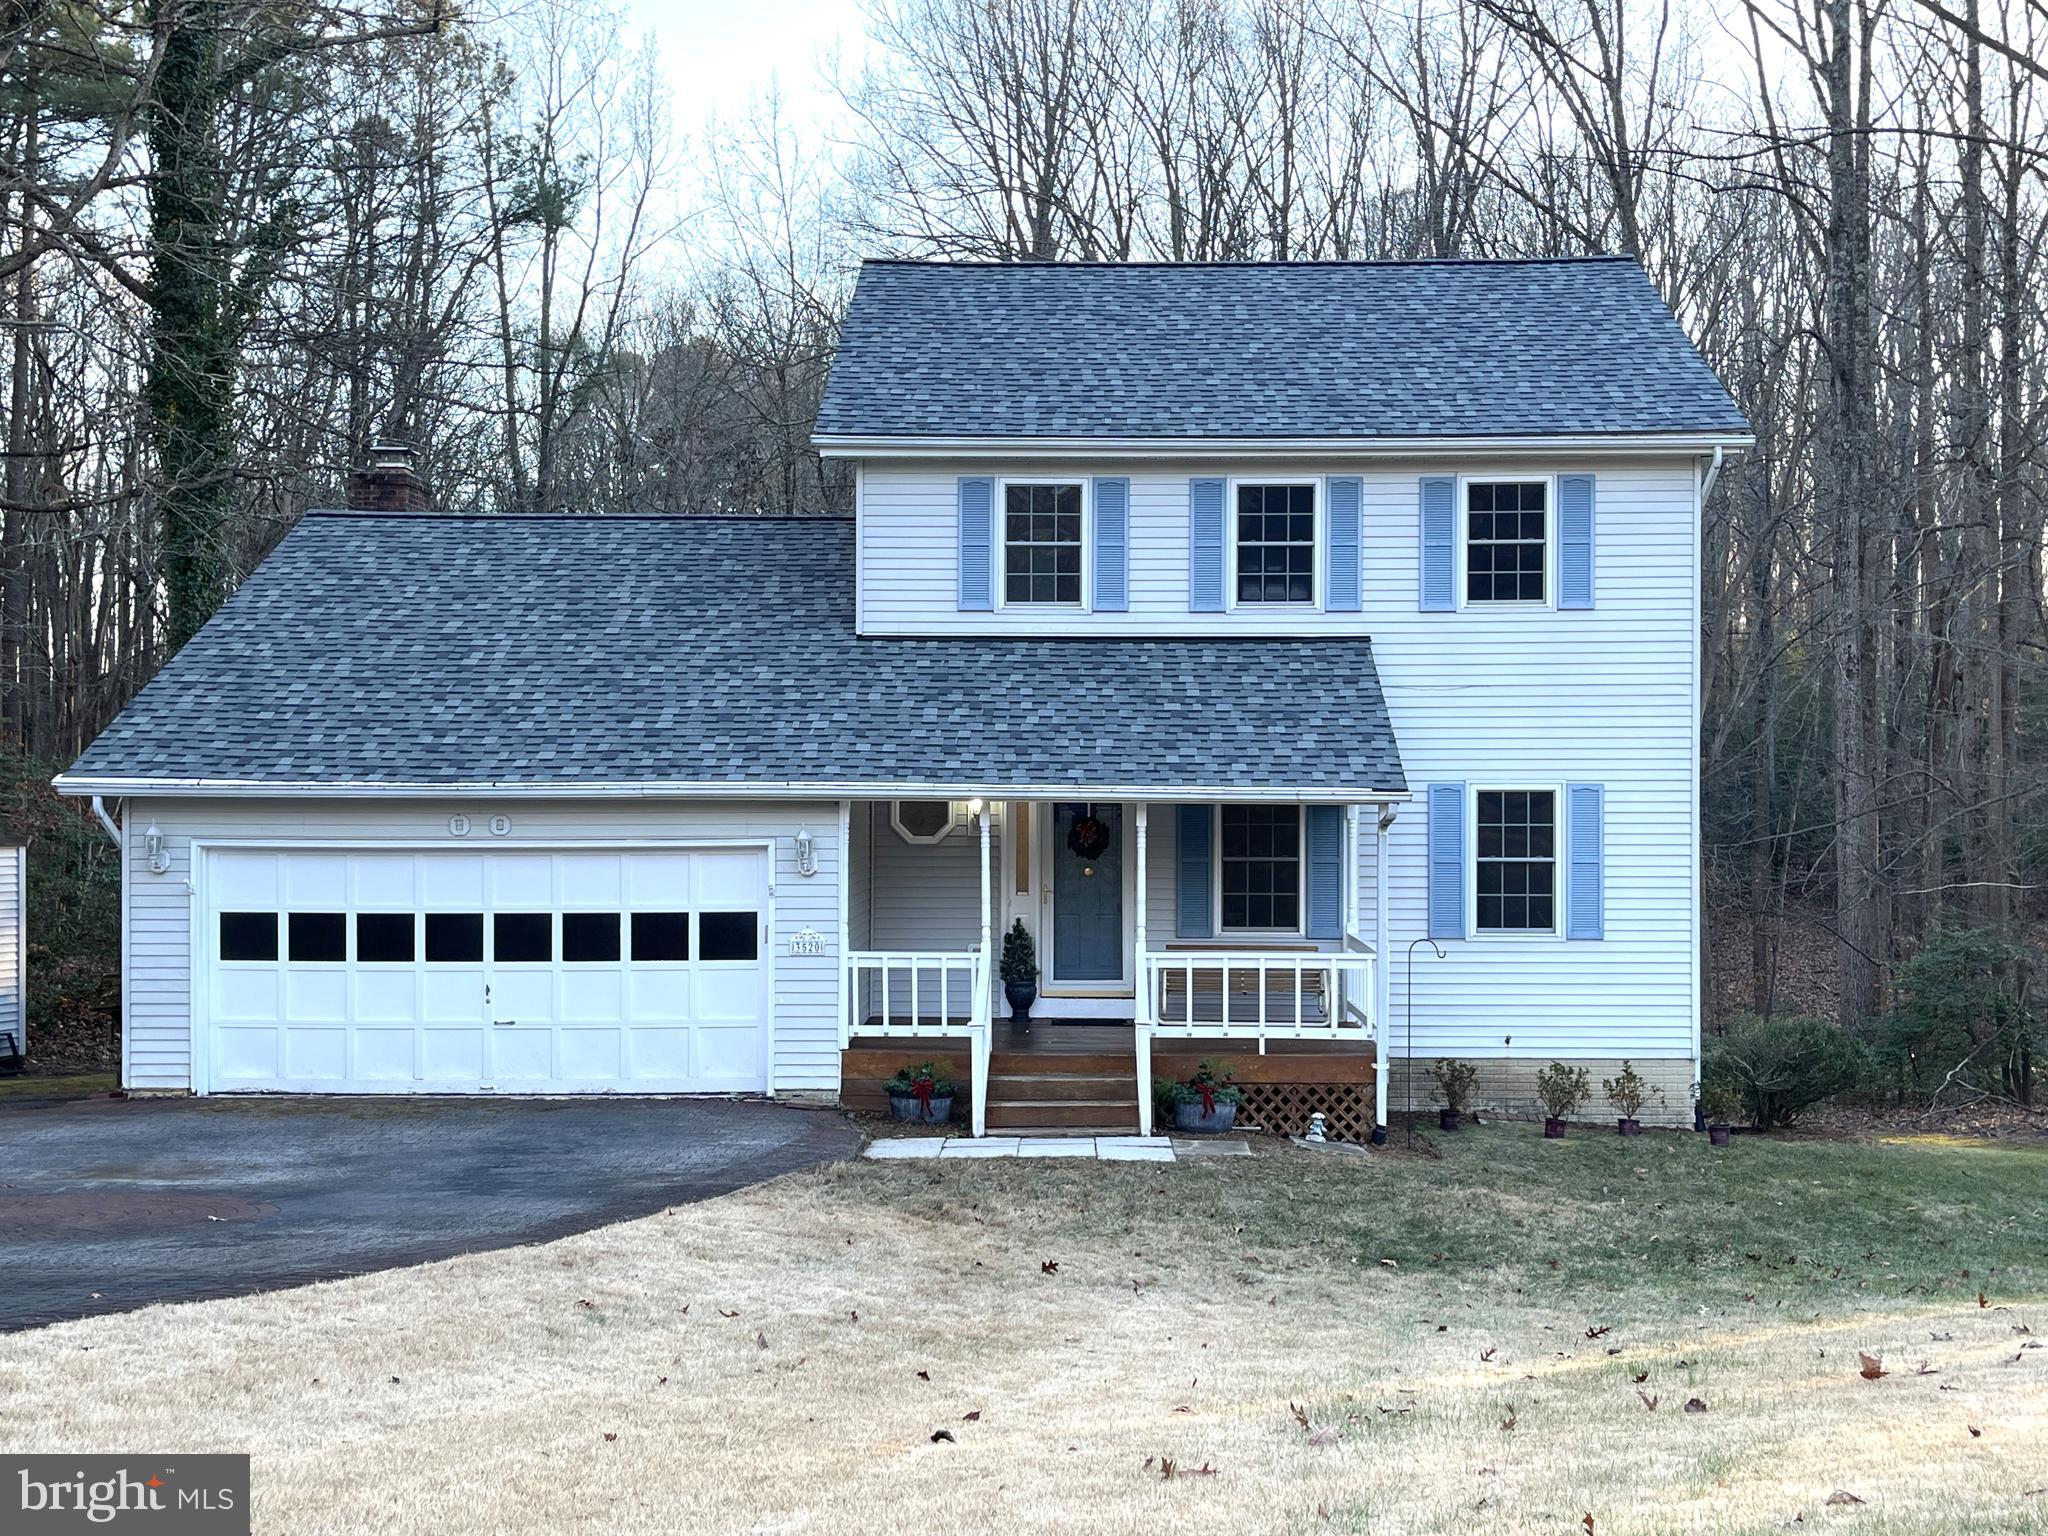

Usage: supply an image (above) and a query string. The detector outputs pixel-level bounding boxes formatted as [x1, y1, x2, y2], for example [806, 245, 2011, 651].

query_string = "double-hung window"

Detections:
[1234, 483, 1316, 605]
[1475, 789, 1556, 932]
[1003, 482, 1084, 606]
[1219, 805, 1302, 932]
[1466, 480, 1548, 603]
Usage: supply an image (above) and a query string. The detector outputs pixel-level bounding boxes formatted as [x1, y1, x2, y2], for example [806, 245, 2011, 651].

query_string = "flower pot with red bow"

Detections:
[884, 1061, 955, 1125]
[1158, 1057, 1242, 1134]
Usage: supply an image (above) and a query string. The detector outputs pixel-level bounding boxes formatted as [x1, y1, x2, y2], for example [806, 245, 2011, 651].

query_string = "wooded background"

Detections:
[2, 0, 2041, 1093]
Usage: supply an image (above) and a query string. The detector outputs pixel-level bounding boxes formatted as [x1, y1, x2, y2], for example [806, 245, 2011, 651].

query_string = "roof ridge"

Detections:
[859, 255, 1640, 270]
[302, 509, 853, 524]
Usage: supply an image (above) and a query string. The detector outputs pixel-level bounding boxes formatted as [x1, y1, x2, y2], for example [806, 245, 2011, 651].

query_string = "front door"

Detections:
[1047, 802, 1127, 991]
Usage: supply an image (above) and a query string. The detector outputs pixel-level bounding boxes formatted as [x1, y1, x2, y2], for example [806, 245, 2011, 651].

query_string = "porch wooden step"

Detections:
[985, 1100, 1139, 1131]
[989, 1052, 1134, 1075]
[987, 1072, 1131, 1103]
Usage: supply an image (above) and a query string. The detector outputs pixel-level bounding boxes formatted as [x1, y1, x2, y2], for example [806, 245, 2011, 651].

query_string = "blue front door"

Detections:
[1051, 803, 1124, 985]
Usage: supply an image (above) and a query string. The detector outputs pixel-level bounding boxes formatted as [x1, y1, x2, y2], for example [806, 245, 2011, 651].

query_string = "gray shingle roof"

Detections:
[816, 257, 1750, 441]
[63, 514, 1406, 796]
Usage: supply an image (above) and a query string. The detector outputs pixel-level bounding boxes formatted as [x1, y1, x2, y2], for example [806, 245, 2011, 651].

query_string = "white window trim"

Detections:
[995, 476, 1090, 612]
[890, 800, 963, 846]
[1225, 476, 1322, 612]
[1466, 782, 1565, 940]
[1211, 803, 1309, 939]
[1456, 472, 1558, 612]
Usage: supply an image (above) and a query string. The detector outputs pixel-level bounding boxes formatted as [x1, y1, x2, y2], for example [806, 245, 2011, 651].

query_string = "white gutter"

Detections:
[54, 775, 1413, 805]
[1698, 444, 1726, 503]
[89, 794, 122, 847]
[813, 431, 1757, 460]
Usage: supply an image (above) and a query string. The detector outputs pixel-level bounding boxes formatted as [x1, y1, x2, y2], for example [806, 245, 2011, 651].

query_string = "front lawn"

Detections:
[3, 1123, 2043, 1534]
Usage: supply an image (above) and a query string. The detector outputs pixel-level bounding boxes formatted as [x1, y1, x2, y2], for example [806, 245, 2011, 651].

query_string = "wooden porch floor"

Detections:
[847, 1020, 1375, 1066]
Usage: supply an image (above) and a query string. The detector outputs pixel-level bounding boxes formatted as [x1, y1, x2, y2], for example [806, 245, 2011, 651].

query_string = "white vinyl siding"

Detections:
[856, 800, 1003, 1017]
[854, 455, 1697, 1067]
[120, 798, 843, 1095]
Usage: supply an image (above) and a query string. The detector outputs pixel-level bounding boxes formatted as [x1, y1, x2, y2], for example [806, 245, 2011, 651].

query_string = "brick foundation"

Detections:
[1388, 1056, 1696, 1128]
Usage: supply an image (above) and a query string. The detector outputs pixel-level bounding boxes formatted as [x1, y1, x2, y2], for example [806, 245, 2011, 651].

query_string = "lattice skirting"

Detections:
[1236, 1082, 1376, 1143]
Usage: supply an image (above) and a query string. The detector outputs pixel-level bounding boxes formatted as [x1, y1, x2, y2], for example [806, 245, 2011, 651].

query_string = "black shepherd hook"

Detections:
[1405, 936, 1446, 1150]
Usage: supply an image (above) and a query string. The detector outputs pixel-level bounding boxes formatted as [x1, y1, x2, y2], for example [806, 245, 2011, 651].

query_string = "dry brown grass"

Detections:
[2, 1139, 2045, 1535]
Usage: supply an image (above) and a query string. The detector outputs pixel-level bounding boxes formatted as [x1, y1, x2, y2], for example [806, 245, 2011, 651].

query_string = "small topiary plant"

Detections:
[999, 918, 1038, 985]
[1535, 1061, 1591, 1122]
[1431, 1058, 1478, 1113]
[1602, 1060, 1660, 1121]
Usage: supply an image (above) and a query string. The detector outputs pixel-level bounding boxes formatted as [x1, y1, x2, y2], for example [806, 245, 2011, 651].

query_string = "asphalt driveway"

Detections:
[0, 1096, 859, 1331]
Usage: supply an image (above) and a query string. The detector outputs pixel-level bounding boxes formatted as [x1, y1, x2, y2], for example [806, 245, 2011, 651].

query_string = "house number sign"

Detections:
[789, 928, 827, 956]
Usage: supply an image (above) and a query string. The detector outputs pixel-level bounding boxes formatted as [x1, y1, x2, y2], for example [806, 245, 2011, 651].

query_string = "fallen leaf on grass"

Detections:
[1637, 1391, 1659, 1411]
[1583, 1516, 1596, 1535]
[1379, 1258, 1399, 1269]
[963, 1410, 981, 1422]
[1968, 1426, 1981, 1438]
[756, 1331, 769, 1351]
[576, 1299, 595, 1310]
[1041, 1260, 1060, 1275]
[1857, 1352, 1887, 1380]
[602, 1433, 618, 1443]
[1683, 1398, 1708, 1414]
[1912, 1361, 1938, 1376]
[916, 1370, 931, 1381]
[1586, 1326, 1612, 1340]
[718, 1308, 739, 1319]
[1479, 1347, 1497, 1362]
[1824, 1490, 1866, 1507]
[1631, 1369, 1650, 1384]
[1500, 1406, 1517, 1432]
[1157, 1458, 1218, 1480]
[930, 1429, 955, 1444]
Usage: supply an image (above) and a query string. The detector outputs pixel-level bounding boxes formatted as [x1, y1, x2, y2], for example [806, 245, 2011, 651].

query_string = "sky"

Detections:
[619, 0, 865, 144]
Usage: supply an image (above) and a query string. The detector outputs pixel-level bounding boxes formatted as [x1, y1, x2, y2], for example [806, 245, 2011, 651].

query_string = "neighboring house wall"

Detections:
[120, 798, 842, 1094]
[0, 845, 24, 1058]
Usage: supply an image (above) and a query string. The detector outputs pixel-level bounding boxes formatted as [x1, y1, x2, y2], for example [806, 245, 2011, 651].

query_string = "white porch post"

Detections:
[836, 799, 852, 1049]
[1134, 802, 1152, 1136]
[975, 800, 992, 1137]
[1373, 802, 1395, 1145]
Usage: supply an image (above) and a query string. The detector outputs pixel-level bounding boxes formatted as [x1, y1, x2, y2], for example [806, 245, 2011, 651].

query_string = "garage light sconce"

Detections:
[143, 822, 170, 875]
[793, 826, 817, 878]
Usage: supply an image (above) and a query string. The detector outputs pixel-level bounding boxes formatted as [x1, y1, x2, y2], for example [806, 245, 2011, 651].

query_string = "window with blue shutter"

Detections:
[1305, 805, 1344, 939]
[1092, 476, 1129, 612]
[957, 476, 994, 611]
[1427, 783, 1467, 939]
[1176, 804, 1214, 938]
[1418, 476, 1455, 612]
[1558, 473, 1595, 609]
[1325, 476, 1362, 612]
[1188, 478, 1225, 612]
[1566, 783, 1605, 938]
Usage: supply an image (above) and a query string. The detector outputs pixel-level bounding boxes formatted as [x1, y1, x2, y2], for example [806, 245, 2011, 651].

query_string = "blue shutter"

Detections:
[1566, 783, 1605, 939]
[1558, 473, 1595, 610]
[1427, 783, 1467, 940]
[1092, 476, 1129, 612]
[1418, 476, 1456, 612]
[1325, 476, 1362, 612]
[957, 476, 994, 611]
[1189, 477, 1225, 612]
[1175, 804, 1213, 938]
[1305, 805, 1344, 939]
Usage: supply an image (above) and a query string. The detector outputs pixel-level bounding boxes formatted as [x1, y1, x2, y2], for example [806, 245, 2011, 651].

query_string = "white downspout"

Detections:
[91, 794, 122, 847]
[1699, 444, 1725, 505]
[1374, 803, 1395, 1145]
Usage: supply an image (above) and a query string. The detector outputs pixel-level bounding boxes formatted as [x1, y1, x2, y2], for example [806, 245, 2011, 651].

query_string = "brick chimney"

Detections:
[347, 439, 431, 512]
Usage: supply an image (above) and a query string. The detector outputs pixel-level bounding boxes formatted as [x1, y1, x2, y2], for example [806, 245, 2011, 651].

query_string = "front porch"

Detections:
[836, 796, 1396, 1138]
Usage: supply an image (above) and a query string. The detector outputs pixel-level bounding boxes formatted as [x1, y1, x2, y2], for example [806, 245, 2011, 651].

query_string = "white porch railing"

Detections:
[1135, 945, 1382, 1137]
[842, 948, 991, 1136]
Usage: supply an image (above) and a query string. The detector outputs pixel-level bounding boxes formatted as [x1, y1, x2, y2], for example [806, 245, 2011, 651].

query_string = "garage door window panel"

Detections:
[494, 913, 553, 963]
[219, 911, 279, 962]
[563, 912, 622, 963]
[425, 912, 484, 963]
[699, 912, 759, 962]
[356, 912, 416, 963]
[287, 912, 347, 962]
[631, 912, 690, 962]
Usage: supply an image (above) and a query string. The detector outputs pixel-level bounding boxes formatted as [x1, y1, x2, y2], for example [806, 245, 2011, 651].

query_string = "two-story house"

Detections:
[57, 257, 1751, 1138]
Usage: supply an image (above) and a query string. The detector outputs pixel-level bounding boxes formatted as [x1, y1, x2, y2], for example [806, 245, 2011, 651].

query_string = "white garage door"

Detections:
[201, 847, 769, 1094]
